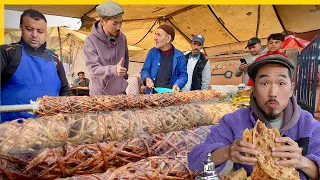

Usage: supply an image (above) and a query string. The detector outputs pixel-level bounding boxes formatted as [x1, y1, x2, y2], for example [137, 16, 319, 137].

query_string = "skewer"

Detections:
[0, 100, 38, 113]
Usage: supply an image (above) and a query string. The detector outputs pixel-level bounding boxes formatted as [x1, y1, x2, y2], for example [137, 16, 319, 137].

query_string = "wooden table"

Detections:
[71, 87, 89, 96]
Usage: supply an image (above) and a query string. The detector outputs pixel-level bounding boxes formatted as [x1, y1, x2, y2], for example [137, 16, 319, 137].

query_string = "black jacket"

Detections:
[1, 39, 72, 96]
[185, 52, 208, 90]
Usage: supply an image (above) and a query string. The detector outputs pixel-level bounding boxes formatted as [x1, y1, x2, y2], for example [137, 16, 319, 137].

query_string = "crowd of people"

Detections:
[1, 2, 294, 101]
[1, 2, 320, 179]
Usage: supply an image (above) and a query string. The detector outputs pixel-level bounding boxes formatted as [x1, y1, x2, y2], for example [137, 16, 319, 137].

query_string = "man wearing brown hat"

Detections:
[83, 1, 129, 95]
[235, 37, 267, 84]
[141, 24, 188, 94]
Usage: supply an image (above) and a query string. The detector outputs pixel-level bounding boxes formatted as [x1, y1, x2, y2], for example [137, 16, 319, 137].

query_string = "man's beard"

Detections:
[265, 109, 281, 120]
[192, 49, 200, 55]
[264, 98, 281, 120]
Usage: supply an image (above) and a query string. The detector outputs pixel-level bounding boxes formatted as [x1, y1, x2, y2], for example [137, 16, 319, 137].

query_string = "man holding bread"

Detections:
[188, 54, 320, 179]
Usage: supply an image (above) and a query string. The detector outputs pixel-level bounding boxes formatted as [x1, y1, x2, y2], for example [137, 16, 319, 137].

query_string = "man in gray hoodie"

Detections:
[84, 1, 129, 95]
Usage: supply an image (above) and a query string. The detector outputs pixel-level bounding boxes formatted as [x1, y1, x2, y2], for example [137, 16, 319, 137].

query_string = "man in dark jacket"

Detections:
[1, 9, 71, 122]
[182, 34, 211, 91]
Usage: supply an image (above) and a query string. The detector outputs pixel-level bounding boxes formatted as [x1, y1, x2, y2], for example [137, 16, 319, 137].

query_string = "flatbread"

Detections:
[243, 127, 274, 179]
[252, 120, 299, 180]
[243, 128, 253, 144]
[242, 128, 253, 157]
[247, 163, 275, 180]
[219, 167, 247, 180]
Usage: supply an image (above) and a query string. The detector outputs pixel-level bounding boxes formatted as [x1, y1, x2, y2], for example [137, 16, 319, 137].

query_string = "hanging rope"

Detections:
[133, 19, 159, 46]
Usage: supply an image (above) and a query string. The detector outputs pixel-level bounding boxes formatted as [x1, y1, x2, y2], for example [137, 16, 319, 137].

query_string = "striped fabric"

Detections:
[126, 74, 143, 95]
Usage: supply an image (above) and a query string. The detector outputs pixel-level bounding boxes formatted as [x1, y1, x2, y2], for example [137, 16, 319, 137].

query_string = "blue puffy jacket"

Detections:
[141, 46, 188, 94]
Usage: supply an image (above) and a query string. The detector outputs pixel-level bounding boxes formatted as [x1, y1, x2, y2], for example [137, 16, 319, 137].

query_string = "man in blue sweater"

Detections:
[188, 55, 320, 179]
[141, 24, 187, 94]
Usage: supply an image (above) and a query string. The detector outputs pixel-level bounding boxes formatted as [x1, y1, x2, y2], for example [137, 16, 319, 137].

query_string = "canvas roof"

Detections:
[5, 5, 320, 60]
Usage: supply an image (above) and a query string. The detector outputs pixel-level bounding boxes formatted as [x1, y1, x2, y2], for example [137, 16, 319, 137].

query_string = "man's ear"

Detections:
[167, 35, 172, 43]
[100, 18, 104, 26]
[290, 82, 295, 97]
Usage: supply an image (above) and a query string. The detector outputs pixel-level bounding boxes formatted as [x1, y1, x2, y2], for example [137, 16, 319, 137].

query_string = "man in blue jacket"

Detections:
[141, 24, 187, 94]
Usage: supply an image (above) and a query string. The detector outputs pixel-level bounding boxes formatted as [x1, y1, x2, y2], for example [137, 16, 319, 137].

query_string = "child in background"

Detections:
[247, 33, 290, 86]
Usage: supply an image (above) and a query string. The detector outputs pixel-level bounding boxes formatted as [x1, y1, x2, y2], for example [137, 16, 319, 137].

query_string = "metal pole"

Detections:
[57, 27, 63, 62]
[0, 104, 34, 113]
[256, 5, 261, 37]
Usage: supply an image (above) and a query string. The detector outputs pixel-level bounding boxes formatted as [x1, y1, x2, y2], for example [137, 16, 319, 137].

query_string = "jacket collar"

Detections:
[186, 52, 206, 61]
[19, 38, 47, 52]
